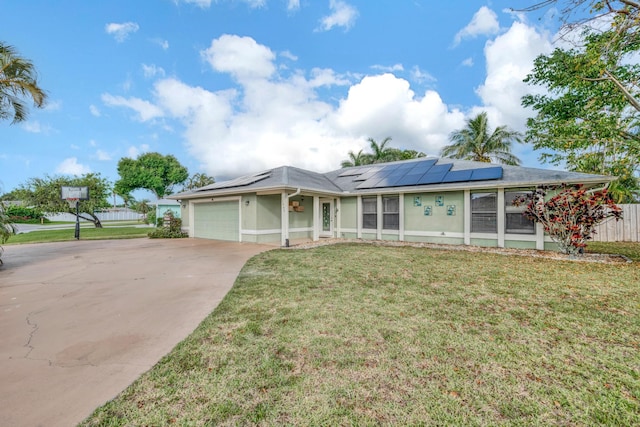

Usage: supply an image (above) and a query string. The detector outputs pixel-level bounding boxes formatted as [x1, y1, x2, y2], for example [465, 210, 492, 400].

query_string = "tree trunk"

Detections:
[74, 212, 103, 228]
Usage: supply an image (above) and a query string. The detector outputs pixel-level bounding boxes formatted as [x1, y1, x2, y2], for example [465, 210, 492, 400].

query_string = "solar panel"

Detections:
[415, 164, 452, 185]
[352, 166, 385, 181]
[470, 167, 503, 181]
[202, 172, 271, 190]
[441, 169, 473, 183]
[338, 167, 372, 177]
[407, 158, 437, 174]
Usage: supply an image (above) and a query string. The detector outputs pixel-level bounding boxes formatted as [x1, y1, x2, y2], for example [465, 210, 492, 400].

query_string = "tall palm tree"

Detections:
[441, 112, 522, 165]
[368, 136, 395, 163]
[341, 149, 371, 167]
[0, 43, 47, 124]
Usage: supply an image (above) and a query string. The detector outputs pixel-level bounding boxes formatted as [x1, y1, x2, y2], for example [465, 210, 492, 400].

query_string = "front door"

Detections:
[320, 199, 334, 238]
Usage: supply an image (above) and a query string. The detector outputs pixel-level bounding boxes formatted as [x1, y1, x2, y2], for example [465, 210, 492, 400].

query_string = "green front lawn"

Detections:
[81, 243, 640, 426]
[5, 226, 149, 244]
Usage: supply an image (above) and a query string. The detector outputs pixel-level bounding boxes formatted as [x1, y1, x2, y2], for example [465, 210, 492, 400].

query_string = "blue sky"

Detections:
[1, 0, 558, 198]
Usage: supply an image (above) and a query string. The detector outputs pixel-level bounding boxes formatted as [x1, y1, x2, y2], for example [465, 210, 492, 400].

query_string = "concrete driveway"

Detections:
[0, 238, 270, 427]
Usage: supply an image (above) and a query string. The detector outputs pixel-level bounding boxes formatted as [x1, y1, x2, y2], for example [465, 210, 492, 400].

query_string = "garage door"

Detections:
[193, 201, 240, 241]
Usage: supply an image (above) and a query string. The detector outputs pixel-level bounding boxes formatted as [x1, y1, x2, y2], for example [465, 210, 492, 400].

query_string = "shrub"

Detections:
[515, 184, 622, 255]
[6, 205, 47, 224]
[148, 211, 188, 239]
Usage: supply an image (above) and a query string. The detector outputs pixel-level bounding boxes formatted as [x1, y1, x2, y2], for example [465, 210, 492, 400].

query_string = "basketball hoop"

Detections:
[66, 198, 79, 209]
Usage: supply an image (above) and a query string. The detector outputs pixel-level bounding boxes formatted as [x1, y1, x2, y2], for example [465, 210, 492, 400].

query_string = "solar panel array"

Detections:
[341, 159, 502, 189]
[199, 171, 272, 191]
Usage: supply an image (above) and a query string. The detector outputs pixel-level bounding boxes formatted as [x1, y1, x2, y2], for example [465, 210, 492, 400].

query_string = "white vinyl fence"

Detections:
[592, 204, 640, 242]
[46, 209, 143, 222]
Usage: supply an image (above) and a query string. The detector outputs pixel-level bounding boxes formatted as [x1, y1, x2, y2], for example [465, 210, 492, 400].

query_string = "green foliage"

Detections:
[0, 203, 17, 264]
[515, 184, 623, 255]
[115, 152, 189, 200]
[340, 137, 426, 167]
[182, 172, 215, 191]
[441, 112, 522, 165]
[5, 205, 47, 223]
[0, 43, 47, 124]
[522, 20, 640, 202]
[15, 173, 111, 228]
[148, 211, 187, 238]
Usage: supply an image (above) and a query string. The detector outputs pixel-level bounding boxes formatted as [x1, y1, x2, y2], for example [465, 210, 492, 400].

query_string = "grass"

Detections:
[80, 243, 640, 426]
[586, 241, 640, 262]
[5, 226, 149, 244]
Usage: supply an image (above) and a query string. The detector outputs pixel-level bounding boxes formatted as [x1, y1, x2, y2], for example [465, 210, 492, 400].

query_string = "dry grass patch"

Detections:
[81, 243, 640, 426]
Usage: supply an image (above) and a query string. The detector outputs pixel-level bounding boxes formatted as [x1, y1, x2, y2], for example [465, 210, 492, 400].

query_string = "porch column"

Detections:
[464, 189, 471, 245]
[376, 195, 382, 240]
[335, 198, 341, 238]
[536, 222, 545, 250]
[281, 191, 288, 247]
[357, 195, 362, 239]
[313, 195, 320, 241]
[398, 193, 405, 241]
[497, 189, 505, 248]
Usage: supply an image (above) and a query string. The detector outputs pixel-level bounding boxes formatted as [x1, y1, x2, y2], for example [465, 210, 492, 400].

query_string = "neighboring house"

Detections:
[155, 198, 181, 220]
[168, 157, 614, 250]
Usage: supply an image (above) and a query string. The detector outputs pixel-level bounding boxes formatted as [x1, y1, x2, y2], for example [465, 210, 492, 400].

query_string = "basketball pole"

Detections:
[74, 200, 80, 240]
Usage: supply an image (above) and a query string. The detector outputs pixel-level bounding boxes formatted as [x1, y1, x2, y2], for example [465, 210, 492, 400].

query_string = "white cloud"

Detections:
[371, 64, 404, 72]
[461, 57, 474, 67]
[317, 0, 358, 32]
[454, 6, 500, 46]
[22, 121, 52, 134]
[101, 93, 164, 121]
[287, 0, 300, 11]
[475, 21, 552, 131]
[105, 22, 139, 42]
[89, 139, 97, 147]
[44, 100, 62, 111]
[280, 50, 298, 61]
[89, 105, 101, 117]
[127, 144, 150, 159]
[70, 144, 80, 150]
[411, 66, 436, 84]
[56, 158, 91, 175]
[142, 64, 166, 78]
[151, 38, 170, 50]
[95, 150, 112, 161]
[201, 34, 276, 81]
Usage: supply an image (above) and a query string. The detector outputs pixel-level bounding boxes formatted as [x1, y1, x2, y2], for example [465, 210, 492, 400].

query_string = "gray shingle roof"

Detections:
[170, 157, 614, 200]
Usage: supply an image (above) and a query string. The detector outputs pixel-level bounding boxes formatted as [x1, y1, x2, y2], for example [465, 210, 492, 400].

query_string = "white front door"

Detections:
[320, 199, 334, 238]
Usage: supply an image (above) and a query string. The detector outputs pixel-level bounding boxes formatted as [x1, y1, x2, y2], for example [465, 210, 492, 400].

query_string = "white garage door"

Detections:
[193, 201, 240, 241]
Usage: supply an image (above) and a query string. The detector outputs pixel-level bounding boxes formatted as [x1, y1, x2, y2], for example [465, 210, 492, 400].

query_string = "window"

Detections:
[505, 191, 535, 234]
[471, 192, 497, 233]
[362, 197, 377, 229]
[382, 195, 399, 230]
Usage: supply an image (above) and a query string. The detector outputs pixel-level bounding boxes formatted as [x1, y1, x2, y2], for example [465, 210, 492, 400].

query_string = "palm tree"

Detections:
[441, 112, 522, 165]
[368, 137, 394, 163]
[341, 149, 371, 167]
[0, 43, 47, 124]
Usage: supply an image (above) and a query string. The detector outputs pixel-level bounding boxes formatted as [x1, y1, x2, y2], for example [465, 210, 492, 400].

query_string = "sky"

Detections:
[1, 0, 562, 198]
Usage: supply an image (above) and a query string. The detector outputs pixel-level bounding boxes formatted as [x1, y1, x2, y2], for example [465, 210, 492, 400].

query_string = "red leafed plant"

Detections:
[514, 184, 623, 256]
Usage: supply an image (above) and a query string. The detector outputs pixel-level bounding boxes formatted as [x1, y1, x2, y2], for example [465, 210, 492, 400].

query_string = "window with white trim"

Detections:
[471, 192, 497, 233]
[362, 197, 377, 229]
[505, 191, 535, 234]
[382, 195, 399, 230]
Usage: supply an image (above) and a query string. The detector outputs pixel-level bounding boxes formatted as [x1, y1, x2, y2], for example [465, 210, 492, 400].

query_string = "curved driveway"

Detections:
[0, 238, 270, 427]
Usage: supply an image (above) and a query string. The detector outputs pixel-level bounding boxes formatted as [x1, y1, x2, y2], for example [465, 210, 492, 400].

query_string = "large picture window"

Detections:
[505, 191, 535, 234]
[382, 195, 399, 230]
[362, 197, 377, 229]
[471, 192, 497, 233]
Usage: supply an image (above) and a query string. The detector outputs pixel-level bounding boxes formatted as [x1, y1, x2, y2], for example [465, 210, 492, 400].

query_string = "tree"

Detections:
[514, 184, 622, 255]
[0, 203, 17, 264]
[14, 173, 111, 228]
[522, 31, 640, 202]
[339, 138, 426, 168]
[519, 1, 640, 112]
[341, 149, 369, 168]
[182, 172, 215, 191]
[0, 43, 47, 124]
[441, 112, 522, 165]
[114, 152, 189, 200]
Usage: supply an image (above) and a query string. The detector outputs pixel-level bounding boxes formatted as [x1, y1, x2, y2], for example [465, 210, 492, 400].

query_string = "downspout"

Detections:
[283, 188, 301, 247]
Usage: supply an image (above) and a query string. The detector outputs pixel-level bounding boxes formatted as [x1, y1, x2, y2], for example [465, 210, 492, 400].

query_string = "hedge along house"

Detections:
[168, 157, 614, 250]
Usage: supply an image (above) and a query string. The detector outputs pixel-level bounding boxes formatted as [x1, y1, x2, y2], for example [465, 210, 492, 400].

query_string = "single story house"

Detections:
[168, 157, 613, 250]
